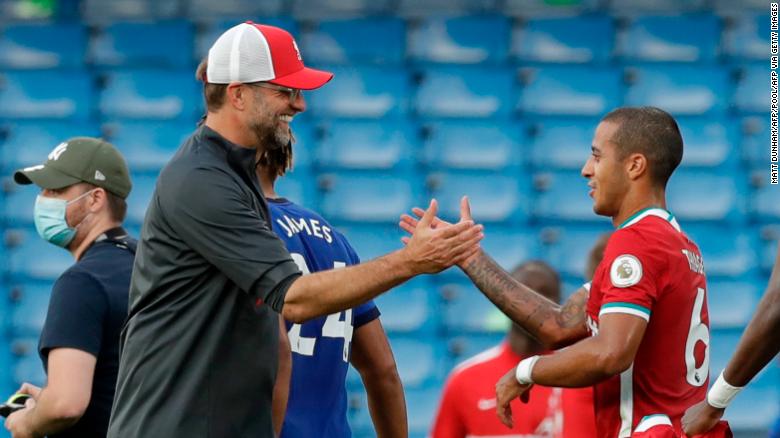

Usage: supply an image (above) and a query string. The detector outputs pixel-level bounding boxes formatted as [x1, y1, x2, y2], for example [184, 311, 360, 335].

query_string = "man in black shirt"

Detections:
[5, 137, 134, 438]
[108, 22, 484, 438]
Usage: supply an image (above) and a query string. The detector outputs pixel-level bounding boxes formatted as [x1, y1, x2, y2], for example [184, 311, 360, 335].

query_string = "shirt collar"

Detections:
[198, 124, 258, 176]
[618, 207, 681, 232]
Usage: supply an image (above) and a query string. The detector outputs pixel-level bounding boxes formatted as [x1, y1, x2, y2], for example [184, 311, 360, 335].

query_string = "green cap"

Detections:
[13, 137, 132, 199]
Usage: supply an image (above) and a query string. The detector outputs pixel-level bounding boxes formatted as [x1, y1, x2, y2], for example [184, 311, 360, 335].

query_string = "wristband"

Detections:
[707, 372, 743, 409]
[515, 355, 540, 385]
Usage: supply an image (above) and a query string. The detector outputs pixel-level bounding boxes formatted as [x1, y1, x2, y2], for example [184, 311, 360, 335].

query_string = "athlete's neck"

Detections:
[257, 165, 279, 199]
[507, 327, 544, 357]
[612, 186, 667, 228]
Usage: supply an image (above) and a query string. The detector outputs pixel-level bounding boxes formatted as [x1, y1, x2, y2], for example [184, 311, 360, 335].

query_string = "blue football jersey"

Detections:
[268, 198, 379, 438]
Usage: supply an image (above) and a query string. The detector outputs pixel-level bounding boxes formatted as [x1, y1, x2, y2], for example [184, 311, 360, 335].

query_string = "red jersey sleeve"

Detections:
[597, 227, 663, 323]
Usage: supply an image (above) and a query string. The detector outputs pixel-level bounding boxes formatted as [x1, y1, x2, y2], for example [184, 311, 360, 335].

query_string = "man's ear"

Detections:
[626, 153, 648, 181]
[226, 83, 247, 110]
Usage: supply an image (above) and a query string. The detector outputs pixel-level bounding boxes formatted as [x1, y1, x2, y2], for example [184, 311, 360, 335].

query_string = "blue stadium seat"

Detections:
[421, 121, 523, 171]
[414, 66, 514, 118]
[288, 121, 315, 171]
[374, 278, 436, 334]
[185, 0, 283, 21]
[99, 70, 199, 120]
[618, 15, 718, 63]
[441, 279, 510, 334]
[125, 173, 157, 225]
[337, 224, 404, 262]
[735, 64, 769, 114]
[183, 0, 285, 24]
[320, 174, 420, 223]
[405, 387, 442, 436]
[518, 66, 622, 116]
[607, 0, 706, 14]
[713, 0, 767, 13]
[398, 0, 496, 17]
[3, 187, 37, 227]
[741, 116, 769, 166]
[683, 225, 758, 277]
[529, 118, 597, 170]
[90, 21, 193, 68]
[298, 18, 402, 64]
[0, 71, 93, 120]
[753, 182, 780, 223]
[533, 171, 607, 223]
[11, 283, 50, 336]
[543, 226, 612, 278]
[82, 0, 179, 22]
[0, 22, 86, 69]
[677, 117, 737, 169]
[667, 170, 746, 223]
[1, 121, 101, 170]
[388, 337, 442, 388]
[316, 120, 416, 171]
[194, 18, 298, 59]
[105, 121, 191, 172]
[503, 0, 601, 17]
[7, 229, 73, 281]
[723, 14, 770, 61]
[273, 169, 317, 207]
[308, 66, 409, 118]
[512, 15, 614, 64]
[481, 227, 541, 271]
[292, 0, 391, 19]
[625, 66, 728, 115]
[13, 354, 45, 387]
[408, 16, 510, 64]
[708, 279, 760, 329]
[427, 171, 530, 223]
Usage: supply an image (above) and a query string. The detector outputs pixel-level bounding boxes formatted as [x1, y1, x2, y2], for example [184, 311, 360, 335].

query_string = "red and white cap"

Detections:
[206, 21, 333, 90]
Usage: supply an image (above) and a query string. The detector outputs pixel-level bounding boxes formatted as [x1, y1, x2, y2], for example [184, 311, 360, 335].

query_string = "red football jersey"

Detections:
[431, 342, 597, 438]
[586, 208, 710, 438]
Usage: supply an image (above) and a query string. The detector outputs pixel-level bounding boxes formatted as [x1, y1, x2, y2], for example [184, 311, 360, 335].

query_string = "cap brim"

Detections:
[269, 66, 334, 90]
[14, 165, 81, 190]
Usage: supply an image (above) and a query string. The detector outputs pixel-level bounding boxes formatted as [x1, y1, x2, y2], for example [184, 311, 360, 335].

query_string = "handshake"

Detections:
[394, 196, 484, 275]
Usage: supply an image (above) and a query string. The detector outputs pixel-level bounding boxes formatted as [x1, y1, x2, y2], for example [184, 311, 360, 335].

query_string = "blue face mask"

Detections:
[33, 190, 94, 248]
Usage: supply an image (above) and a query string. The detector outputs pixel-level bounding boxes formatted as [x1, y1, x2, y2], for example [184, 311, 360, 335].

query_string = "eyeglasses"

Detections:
[247, 82, 301, 105]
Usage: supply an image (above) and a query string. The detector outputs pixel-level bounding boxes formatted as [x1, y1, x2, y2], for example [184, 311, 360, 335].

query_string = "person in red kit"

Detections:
[432, 259, 599, 438]
[403, 107, 733, 438]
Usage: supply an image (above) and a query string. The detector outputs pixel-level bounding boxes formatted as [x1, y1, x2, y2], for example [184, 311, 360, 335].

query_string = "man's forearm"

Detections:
[25, 390, 80, 436]
[363, 372, 407, 438]
[283, 250, 415, 323]
[462, 251, 589, 348]
[722, 282, 780, 387]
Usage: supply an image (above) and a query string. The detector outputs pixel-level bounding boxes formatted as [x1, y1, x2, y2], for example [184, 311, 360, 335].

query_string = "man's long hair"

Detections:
[256, 132, 295, 178]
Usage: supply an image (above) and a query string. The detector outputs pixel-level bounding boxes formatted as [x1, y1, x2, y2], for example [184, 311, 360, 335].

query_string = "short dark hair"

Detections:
[196, 57, 228, 112]
[601, 106, 683, 187]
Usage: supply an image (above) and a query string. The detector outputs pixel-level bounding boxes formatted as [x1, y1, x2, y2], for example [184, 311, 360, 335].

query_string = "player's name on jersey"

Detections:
[275, 214, 334, 244]
[681, 249, 705, 275]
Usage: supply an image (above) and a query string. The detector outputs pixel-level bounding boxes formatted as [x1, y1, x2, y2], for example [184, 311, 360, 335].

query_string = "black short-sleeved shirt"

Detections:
[108, 125, 302, 438]
[38, 228, 135, 438]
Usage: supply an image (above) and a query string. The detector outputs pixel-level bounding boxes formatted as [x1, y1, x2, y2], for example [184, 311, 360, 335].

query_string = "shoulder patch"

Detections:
[610, 254, 643, 288]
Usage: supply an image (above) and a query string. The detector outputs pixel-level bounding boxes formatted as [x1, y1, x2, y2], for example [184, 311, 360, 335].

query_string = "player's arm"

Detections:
[5, 349, 95, 437]
[350, 319, 407, 438]
[272, 315, 291, 436]
[495, 313, 646, 428]
[683, 247, 780, 435]
[282, 201, 483, 323]
[399, 198, 589, 349]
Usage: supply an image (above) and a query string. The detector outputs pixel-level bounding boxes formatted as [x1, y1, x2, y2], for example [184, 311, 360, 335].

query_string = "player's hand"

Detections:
[15, 384, 40, 400]
[495, 366, 532, 429]
[400, 198, 484, 275]
[4, 404, 36, 438]
[399, 197, 482, 269]
[682, 400, 725, 436]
